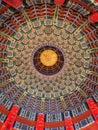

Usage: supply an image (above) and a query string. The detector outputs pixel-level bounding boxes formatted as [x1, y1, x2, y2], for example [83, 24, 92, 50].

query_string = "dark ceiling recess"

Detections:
[0, 0, 98, 130]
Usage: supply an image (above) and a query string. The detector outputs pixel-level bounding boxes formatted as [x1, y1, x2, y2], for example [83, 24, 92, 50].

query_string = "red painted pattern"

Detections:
[1, 105, 19, 130]
[54, 0, 65, 5]
[36, 114, 44, 130]
[89, 12, 98, 23]
[87, 99, 98, 124]
[64, 117, 74, 130]
[3, 0, 22, 9]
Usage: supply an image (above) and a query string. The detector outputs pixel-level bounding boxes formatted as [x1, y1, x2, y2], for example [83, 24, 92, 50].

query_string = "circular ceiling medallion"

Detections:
[40, 49, 58, 67]
[33, 45, 64, 76]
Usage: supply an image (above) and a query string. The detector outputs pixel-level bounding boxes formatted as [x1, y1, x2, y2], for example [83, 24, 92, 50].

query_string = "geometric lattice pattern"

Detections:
[7, 19, 92, 98]
[0, 2, 97, 114]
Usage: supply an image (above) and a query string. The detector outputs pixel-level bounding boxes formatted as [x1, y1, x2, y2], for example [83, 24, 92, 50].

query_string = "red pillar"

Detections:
[87, 99, 98, 124]
[36, 113, 45, 130]
[3, 0, 23, 9]
[64, 117, 74, 130]
[1, 105, 19, 130]
[54, 0, 65, 5]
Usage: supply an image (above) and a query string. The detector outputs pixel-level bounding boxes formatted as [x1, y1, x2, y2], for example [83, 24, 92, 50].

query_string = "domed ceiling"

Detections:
[0, 0, 98, 115]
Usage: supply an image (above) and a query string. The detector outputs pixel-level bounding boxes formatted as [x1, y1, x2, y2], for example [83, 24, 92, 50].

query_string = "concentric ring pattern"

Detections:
[33, 45, 64, 75]
[0, 2, 98, 114]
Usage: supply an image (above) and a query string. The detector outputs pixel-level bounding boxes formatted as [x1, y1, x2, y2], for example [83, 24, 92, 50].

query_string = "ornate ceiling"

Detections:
[0, 0, 98, 115]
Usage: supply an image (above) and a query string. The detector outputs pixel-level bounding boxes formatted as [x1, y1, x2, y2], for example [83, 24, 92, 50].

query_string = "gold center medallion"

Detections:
[40, 50, 58, 66]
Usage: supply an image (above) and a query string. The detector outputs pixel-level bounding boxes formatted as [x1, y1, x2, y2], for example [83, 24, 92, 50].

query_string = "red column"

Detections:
[54, 0, 65, 5]
[36, 113, 45, 130]
[89, 12, 98, 23]
[1, 105, 19, 130]
[3, 0, 23, 9]
[87, 99, 98, 124]
[64, 117, 74, 130]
